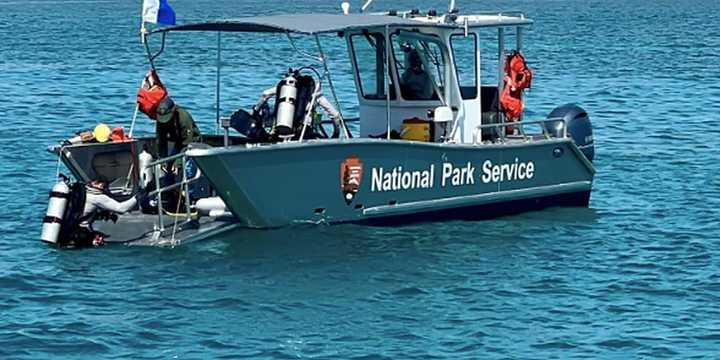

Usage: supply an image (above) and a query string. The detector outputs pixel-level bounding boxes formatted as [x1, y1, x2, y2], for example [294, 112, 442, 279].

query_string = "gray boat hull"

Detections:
[187, 138, 595, 228]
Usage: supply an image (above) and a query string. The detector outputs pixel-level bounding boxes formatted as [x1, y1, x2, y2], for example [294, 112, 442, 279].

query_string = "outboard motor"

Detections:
[41, 178, 70, 244]
[544, 104, 594, 161]
[274, 73, 298, 138]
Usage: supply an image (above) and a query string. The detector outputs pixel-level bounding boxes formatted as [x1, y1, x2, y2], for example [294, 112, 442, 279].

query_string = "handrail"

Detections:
[147, 175, 200, 197]
[145, 152, 200, 234]
[147, 152, 186, 167]
[473, 117, 566, 144]
[474, 117, 564, 130]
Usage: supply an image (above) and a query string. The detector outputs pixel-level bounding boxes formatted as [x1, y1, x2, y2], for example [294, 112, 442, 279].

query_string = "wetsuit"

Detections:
[80, 186, 138, 229]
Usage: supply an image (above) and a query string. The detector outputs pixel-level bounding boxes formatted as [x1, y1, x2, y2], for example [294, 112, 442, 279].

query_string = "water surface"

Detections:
[1, 0, 719, 358]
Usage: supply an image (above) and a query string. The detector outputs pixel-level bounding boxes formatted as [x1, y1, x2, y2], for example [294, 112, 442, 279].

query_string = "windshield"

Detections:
[392, 33, 446, 101]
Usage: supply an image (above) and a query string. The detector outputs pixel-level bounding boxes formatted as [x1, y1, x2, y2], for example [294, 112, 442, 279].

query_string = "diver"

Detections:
[67, 180, 146, 247]
[400, 50, 434, 100]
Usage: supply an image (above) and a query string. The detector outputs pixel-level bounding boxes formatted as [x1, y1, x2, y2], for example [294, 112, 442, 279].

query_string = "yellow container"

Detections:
[401, 118, 431, 142]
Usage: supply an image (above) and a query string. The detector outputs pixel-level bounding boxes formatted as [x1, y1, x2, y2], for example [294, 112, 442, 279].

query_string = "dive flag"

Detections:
[142, 0, 176, 25]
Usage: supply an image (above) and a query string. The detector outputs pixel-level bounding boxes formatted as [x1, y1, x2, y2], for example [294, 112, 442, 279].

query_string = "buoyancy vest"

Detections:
[500, 51, 533, 121]
[137, 69, 168, 120]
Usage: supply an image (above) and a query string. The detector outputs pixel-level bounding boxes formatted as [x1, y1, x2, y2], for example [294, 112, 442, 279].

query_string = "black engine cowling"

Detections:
[543, 104, 594, 162]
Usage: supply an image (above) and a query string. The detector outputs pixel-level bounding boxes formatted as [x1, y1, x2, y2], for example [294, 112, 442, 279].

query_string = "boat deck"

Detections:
[94, 213, 237, 247]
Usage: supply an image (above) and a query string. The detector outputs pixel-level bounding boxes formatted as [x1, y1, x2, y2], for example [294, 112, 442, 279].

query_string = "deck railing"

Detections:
[473, 117, 567, 144]
[146, 152, 201, 234]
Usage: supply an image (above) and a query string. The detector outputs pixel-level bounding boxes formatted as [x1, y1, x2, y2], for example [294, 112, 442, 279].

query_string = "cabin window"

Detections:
[450, 34, 478, 99]
[349, 33, 396, 100]
[392, 34, 446, 101]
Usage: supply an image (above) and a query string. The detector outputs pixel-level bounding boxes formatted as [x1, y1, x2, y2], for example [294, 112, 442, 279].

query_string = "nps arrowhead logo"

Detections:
[340, 155, 363, 205]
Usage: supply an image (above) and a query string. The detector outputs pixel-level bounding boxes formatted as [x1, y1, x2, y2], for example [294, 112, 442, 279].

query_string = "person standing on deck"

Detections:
[154, 96, 202, 171]
[152, 96, 202, 205]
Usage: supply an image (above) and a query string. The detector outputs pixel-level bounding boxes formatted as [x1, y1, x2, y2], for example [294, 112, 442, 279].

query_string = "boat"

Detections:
[41, 2, 596, 245]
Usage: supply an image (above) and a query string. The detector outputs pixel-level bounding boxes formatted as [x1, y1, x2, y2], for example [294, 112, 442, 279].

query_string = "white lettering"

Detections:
[369, 159, 532, 193]
[526, 162, 534, 179]
[372, 168, 382, 192]
[370, 164, 436, 192]
[482, 160, 492, 183]
[481, 159, 536, 184]
[442, 163, 453, 187]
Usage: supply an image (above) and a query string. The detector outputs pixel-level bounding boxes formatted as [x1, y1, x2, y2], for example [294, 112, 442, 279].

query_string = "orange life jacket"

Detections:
[110, 127, 130, 142]
[500, 51, 533, 123]
[137, 69, 168, 120]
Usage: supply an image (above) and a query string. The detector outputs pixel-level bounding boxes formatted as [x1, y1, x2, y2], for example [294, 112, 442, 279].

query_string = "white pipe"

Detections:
[128, 104, 139, 137]
[361, 0, 374, 13]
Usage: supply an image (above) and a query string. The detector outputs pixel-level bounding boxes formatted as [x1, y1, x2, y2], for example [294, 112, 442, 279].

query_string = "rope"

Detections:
[170, 189, 183, 246]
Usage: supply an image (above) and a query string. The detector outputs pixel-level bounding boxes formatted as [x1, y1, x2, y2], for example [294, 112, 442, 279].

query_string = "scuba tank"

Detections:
[41, 179, 70, 244]
[274, 73, 298, 138]
[138, 148, 154, 189]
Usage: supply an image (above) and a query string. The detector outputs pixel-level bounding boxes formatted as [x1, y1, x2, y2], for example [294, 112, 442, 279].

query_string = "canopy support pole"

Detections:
[384, 25, 391, 140]
[517, 27, 523, 53]
[498, 27, 505, 139]
[216, 31, 222, 134]
[314, 35, 351, 139]
[516, 27, 524, 125]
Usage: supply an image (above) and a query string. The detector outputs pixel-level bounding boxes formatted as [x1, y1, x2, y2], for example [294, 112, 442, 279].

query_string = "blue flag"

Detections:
[157, 0, 176, 25]
[143, 0, 176, 26]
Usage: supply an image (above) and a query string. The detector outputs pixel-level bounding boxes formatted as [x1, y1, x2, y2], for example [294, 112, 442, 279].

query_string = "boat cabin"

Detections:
[147, 11, 533, 145]
[342, 12, 531, 143]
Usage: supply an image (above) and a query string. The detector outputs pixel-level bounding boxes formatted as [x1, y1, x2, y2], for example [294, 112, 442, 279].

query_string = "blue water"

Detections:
[1, 0, 719, 358]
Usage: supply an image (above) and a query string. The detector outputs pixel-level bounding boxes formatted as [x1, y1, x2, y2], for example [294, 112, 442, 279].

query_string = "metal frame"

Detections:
[216, 31, 222, 134]
[143, 32, 166, 69]
[140, 13, 534, 147]
[314, 35, 351, 139]
[146, 152, 202, 232]
[472, 117, 567, 144]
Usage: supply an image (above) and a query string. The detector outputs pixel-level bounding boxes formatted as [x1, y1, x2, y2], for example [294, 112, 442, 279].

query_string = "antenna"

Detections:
[449, 0, 456, 13]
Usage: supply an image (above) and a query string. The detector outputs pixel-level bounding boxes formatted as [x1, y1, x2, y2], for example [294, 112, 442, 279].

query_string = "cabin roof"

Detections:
[151, 13, 532, 35]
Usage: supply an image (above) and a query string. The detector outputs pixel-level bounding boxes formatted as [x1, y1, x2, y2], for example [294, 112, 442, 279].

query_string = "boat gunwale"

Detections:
[187, 136, 596, 175]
